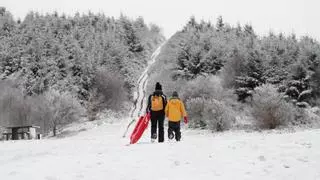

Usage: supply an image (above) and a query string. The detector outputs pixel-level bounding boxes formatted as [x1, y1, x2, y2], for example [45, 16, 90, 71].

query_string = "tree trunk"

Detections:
[53, 124, 57, 136]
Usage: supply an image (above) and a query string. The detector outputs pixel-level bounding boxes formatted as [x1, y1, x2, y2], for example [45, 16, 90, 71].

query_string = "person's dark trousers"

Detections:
[168, 121, 181, 141]
[150, 111, 165, 142]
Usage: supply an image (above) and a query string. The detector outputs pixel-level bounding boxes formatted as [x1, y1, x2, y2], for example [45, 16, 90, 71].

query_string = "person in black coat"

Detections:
[146, 82, 167, 143]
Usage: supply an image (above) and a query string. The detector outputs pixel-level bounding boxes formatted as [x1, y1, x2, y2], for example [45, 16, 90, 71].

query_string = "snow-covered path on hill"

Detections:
[123, 43, 164, 138]
[1, 122, 320, 180]
[129, 43, 164, 119]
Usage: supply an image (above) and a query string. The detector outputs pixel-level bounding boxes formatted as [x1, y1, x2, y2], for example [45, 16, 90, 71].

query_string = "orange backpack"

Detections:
[151, 95, 164, 111]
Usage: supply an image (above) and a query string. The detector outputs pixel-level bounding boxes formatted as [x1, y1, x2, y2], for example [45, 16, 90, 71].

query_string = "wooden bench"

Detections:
[2, 132, 31, 140]
[2, 132, 12, 141]
[18, 132, 30, 139]
[3, 125, 41, 140]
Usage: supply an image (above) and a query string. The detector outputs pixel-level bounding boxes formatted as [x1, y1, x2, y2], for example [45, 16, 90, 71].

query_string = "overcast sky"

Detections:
[2, 0, 320, 40]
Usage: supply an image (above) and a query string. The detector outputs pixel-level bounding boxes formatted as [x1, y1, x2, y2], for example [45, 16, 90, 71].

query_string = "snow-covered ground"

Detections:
[0, 119, 320, 180]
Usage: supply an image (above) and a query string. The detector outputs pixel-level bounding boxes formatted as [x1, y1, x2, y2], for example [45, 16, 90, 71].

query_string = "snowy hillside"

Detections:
[1, 119, 320, 180]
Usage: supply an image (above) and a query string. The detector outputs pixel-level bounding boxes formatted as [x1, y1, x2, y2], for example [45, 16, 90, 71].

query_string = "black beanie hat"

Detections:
[172, 91, 179, 97]
[155, 82, 162, 90]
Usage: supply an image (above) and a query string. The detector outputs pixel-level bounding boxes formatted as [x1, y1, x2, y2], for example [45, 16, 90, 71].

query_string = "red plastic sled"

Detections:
[130, 113, 151, 144]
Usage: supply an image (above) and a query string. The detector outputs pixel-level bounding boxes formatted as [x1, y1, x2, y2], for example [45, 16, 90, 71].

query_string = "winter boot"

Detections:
[168, 132, 174, 140]
[151, 133, 157, 143]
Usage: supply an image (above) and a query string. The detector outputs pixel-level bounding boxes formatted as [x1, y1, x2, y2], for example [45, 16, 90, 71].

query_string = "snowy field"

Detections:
[1, 118, 320, 180]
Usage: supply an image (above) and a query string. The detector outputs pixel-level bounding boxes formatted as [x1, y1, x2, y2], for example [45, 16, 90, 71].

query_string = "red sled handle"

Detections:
[130, 112, 151, 144]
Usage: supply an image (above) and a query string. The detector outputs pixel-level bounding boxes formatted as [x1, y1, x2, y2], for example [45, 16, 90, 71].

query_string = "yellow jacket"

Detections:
[165, 98, 187, 122]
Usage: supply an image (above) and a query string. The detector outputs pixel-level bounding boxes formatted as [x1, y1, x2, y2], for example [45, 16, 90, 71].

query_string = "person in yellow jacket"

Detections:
[165, 91, 188, 141]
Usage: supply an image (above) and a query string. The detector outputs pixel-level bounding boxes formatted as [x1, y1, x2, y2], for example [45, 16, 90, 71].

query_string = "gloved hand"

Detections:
[184, 116, 188, 124]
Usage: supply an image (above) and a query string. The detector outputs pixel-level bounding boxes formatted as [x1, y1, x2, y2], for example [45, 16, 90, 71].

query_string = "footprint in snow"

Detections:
[8, 171, 18, 176]
[258, 155, 266, 162]
[283, 165, 290, 168]
[302, 142, 312, 148]
[76, 174, 85, 178]
[174, 161, 180, 166]
[45, 176, 58, 180]
[296, 142, 312, 148]
[297, 157, 309, 163]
